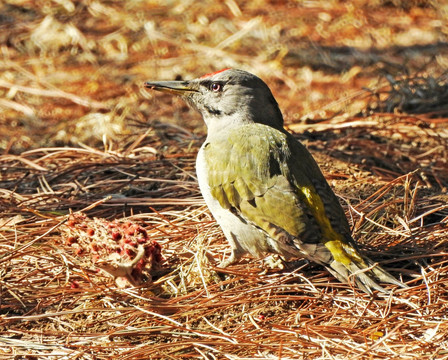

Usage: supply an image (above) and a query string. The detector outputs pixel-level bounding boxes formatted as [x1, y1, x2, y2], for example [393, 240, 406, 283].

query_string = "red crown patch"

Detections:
[200, 68, 231, 79]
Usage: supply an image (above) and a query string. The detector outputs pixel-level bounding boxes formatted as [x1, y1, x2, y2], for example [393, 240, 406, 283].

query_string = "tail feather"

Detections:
[271, 228, 407, 294]
[364, 257, 409, 289]
[327, 256, 408, 294]
[292, 238, 407, 294]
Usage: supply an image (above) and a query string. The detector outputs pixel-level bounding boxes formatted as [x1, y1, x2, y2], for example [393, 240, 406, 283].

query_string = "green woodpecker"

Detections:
[145, 69, 406, 294]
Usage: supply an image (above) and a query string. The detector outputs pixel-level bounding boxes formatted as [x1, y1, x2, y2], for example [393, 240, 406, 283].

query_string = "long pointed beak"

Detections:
[144, 80, 198, 96]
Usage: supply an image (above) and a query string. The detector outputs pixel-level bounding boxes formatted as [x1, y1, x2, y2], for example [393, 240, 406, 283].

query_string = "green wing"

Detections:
[204, 123, 407, 292]
[204, 123, 358, 263]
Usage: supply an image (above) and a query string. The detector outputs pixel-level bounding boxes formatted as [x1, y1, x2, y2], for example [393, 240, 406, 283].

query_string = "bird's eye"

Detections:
[210, 83, 222, 92]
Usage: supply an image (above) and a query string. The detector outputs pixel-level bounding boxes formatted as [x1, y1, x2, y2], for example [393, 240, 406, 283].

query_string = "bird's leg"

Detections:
[219, 248, 243, 268]
[218, 231, 245, 267]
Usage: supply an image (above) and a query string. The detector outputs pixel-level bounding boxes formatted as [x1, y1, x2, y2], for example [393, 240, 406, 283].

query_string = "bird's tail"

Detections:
[324, 241, 408, 294]
[294, 237, 408, 294]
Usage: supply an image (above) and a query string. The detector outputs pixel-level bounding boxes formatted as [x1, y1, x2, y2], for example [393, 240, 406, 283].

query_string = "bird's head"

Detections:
[145, 69, 284, 135]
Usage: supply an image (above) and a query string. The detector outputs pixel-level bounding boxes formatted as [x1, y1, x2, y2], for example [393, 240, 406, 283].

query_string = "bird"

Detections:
[144, 68, 407, 294]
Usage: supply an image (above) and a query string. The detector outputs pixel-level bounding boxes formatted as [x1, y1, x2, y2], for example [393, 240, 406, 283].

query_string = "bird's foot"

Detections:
[218, 249, 243, 268]
[263, 254, 285, 270]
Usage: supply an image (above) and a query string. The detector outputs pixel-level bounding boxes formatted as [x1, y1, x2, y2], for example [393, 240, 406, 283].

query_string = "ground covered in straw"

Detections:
[1, 1, 448, 359]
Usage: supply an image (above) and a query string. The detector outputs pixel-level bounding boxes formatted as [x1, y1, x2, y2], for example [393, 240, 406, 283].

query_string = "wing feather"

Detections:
[205, 124, 328, 244]
[204, 123, 406, 293]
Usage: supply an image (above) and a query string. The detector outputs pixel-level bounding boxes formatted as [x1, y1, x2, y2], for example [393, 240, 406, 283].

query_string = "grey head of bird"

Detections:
[144, 69, 285, 135]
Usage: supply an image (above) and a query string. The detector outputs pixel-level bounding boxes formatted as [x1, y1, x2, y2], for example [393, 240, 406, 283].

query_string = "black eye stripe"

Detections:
[200, 80, 224, 92]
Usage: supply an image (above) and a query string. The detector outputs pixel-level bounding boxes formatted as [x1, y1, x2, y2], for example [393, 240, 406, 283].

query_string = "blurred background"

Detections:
[1, 0, 447, 152]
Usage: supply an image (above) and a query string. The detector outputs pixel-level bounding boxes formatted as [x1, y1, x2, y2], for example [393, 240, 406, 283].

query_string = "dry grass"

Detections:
[1, 0, 448, 359]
